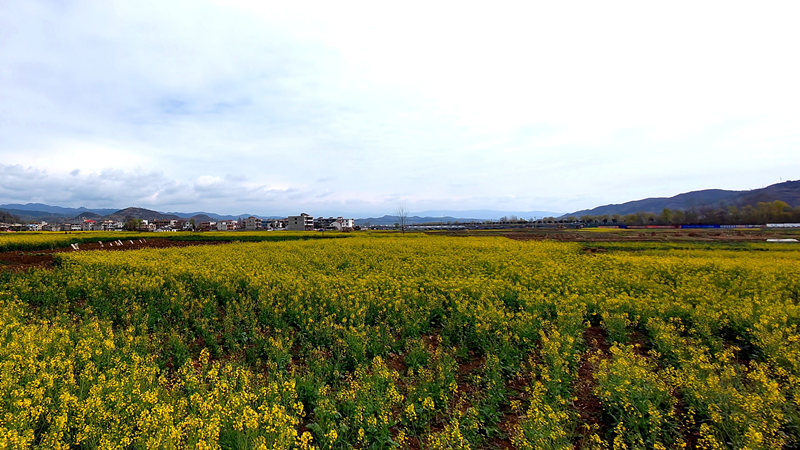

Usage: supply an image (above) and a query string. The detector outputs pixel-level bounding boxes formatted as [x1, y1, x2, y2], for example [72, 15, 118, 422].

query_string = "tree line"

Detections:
[568, 201, 800, 226]
[0, 210, 21, 223]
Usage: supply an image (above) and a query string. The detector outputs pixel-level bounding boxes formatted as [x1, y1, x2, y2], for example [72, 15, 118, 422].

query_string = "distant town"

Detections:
[0, 212, 577, 233]
[0, 213, 357, 233]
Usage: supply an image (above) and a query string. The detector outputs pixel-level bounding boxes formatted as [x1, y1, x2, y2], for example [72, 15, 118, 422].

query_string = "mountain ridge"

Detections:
[0, 203, 560, 224]
[105, 207, 181, 221]
[0, 204, 283, 223]
[567, 180, 800, 217]
[0, 203, 118, 216]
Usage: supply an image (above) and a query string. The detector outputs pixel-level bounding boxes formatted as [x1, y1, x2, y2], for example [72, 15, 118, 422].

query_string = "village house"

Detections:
[216, 221, 236, 231]
[287, 213, 314, 231]
[314, 217, 355, 231]
[152, 219, 180, 230]
[259, 219, 284, 230]
[313, 217, 337, 229]
[0, 223, 25, 232]
[244, 216, 262, 230]
[330, 217, 355, 231]
[26, 222, 47, 231]
[100, 220, 124, 231]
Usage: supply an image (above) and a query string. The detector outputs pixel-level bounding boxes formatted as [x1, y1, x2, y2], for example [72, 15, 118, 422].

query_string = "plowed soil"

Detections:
[573, 326, 612, 445]
[0, 239, 228, 272]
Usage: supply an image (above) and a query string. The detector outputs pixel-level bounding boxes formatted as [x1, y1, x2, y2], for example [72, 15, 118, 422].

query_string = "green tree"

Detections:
[658, 208, 672, 225]
[124, 218, 142, 231]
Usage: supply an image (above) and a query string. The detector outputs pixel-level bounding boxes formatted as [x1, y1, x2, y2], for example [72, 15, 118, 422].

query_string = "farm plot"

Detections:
[0, 230, 342, 252]
[1, 234, 799, 448]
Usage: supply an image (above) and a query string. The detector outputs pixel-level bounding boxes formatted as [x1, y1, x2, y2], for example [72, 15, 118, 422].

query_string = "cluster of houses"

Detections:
[287, 213, 355, 231]
[192, 214, 355, 232]
[0, 220, 125, 232]
[0, 213, 356, 233]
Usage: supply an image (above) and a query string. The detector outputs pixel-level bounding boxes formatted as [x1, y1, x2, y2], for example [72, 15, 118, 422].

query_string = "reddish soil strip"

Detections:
[452, 353, 516, 449]
[432, 229, 798, 243]
[628, 330, 651, 357]
[385, 351, 408, 375]
[487, 433, 515, 449]
[455, 352, 485, 404]
[0, 252, 55, 272]
[0, 238, 229, 272]
[573, 326, 611, 445]
[454, 352, 524, 449]
[493, 381, 525, 450]
[674, 391, 699, 449]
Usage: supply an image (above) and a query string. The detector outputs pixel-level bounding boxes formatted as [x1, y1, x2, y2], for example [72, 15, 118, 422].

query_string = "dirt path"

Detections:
[430, 229, 798, 243]
[573, 326, 611, 445]
[0, 238, 229, 272]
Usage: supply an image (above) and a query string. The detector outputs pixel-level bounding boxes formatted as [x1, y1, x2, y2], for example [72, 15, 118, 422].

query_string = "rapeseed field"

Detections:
[0, 231, 333, 252]
[1, 233, 799, 448]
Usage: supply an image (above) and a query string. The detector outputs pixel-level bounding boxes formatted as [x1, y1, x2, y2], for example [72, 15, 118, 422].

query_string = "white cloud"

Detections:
[1, 0, 798, 215]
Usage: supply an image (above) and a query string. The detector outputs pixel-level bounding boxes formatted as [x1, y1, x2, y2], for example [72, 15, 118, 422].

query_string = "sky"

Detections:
[1, 1, 799, 217]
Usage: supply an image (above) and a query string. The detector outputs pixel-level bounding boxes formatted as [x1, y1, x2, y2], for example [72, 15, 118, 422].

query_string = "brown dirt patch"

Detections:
[0, 252, 55, 271]
[495, 373, 528, 449]
[674, 391, 699, 448]
[431, 228, 798, 243]
[583, 325, 611, 354]
[457, 353, 485, 378]
[487, 434, 515, 449]
[628, 330, 652, 357]
[573, 326, 611, 445]
[0, 238, 230, 272]
[386, 351, 408, 375]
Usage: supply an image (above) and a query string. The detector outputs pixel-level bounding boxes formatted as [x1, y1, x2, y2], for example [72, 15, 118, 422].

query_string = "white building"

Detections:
[82, 220, 99, 231]
[100, 220, 124, 231]
[330, 217, 355, 231]
[27, 222, 46, 231]
[217, 221, 236, 231]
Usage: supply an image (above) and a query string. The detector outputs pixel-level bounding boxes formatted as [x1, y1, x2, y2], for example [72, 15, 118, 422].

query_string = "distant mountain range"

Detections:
[566, 180, 800, 217]
[0, 203, 119, 216]
[0, 203, 277, 223]
[0, 203, 118, 223]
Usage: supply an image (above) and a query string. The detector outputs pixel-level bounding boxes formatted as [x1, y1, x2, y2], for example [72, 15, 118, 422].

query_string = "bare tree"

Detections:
[396, 206, 408, 234]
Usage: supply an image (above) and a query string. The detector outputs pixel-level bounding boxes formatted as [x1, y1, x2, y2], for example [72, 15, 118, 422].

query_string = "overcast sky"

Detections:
[1, 1, 798, 216]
